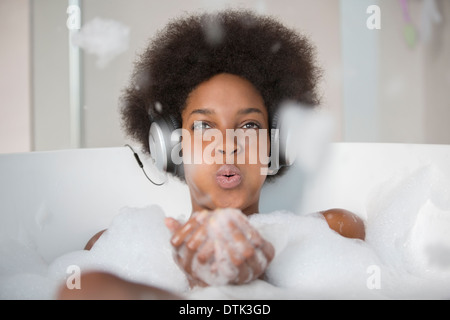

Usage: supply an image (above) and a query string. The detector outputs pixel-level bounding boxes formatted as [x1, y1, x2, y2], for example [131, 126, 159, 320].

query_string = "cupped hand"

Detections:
[165, 208, 275, 287]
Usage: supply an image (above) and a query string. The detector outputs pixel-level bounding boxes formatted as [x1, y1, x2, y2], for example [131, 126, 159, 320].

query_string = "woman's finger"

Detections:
[196, 240, 215, 264]
[186, 222, 208, 251]
[170, 217, 200, 247]
[230, 213, 264, 248]
[235, 261, 252, 284]
[228, 219, 255, 260]
[164, 217, 182, 234]
[260, 240, 275, 262]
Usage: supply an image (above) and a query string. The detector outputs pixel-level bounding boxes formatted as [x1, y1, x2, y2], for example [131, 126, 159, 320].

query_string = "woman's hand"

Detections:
[165, 208, 275, 287]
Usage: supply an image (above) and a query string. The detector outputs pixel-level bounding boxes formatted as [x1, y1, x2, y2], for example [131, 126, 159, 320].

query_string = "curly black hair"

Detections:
[120, 9, 322, 181]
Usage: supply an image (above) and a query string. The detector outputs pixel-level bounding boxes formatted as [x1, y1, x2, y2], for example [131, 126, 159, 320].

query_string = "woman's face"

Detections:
[181, 73, 269, 215]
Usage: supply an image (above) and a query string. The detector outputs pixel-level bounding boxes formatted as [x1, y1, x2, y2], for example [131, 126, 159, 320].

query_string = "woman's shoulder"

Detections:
[84, 229, 106, 250]
[319, 208, 366, 240]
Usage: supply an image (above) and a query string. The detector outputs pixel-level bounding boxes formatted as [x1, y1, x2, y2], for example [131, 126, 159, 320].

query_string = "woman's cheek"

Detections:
[252, 133, 270, 177]
[182, 131, 218, 166]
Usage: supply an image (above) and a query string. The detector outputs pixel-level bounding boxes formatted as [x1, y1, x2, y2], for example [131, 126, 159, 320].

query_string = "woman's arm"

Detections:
[57, 271, 181, 299]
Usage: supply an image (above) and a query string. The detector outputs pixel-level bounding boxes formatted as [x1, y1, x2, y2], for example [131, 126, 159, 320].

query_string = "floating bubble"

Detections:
[270, 42, 281, 54]
[155, 102, 163, 114]
[71, 17, 130, 68]
[201, 14, 224, 47]
[275, 101, 334, 174]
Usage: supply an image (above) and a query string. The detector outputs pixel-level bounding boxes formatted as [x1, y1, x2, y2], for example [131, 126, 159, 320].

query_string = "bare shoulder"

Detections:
[319, 208, 366, 240]
[84, 229, 107, 250]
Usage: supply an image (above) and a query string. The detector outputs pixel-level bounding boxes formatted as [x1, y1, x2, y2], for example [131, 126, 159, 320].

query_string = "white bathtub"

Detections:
[1, 143, 450, 299]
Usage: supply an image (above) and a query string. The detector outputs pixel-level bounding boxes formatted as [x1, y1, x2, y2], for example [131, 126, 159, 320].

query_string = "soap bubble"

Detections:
[71, 17, 130, 68]
[275, 101, 334, 174]
[270, 41, 281, 54]
[155, 102, 163, 114]
[201, 14, 224, 47]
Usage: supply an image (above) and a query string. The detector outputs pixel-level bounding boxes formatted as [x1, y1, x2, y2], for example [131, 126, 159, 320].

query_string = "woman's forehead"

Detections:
[182, 73, 268, 120]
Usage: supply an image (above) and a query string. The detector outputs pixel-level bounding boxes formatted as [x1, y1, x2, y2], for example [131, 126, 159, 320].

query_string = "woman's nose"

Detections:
[217, 139, 241, 156]
[216, 130, 243, 157]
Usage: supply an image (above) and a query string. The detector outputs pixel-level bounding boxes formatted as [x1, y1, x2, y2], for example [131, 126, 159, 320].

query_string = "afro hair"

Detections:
[120, 9, 322, 181]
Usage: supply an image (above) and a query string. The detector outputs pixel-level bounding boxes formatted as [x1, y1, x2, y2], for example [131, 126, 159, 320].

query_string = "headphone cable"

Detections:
[125, 144, 166, 186]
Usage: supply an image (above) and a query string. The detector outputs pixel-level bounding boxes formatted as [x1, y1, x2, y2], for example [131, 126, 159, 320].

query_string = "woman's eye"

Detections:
[192, 121, 211, 131]
[242, 122, 261, 130]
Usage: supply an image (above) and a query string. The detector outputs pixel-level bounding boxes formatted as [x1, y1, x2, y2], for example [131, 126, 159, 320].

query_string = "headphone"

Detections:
[147, 107, 296, 179]
[148, 114, 184, 179]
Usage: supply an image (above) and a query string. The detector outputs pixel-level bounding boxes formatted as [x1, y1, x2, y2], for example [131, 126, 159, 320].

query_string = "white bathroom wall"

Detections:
[30, 0, 343, 151]
[1, 1, 449, 154]
[340, 0, 380, 142]
[0, 0, 31, 153]
[31, 0, 71, 151]
[422, 0, 450, 144]
[342, 0, 450, 144]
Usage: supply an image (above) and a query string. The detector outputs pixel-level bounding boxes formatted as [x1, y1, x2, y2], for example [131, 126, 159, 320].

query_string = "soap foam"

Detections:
[48, 205, 189, 294]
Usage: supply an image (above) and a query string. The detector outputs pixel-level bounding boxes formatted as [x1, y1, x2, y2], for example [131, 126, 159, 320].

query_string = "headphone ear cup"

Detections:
[148, 115, 182, 175]
[167, 115, 184, 179]
[271, 108, 295, 170]
[270, 111, 284, 170]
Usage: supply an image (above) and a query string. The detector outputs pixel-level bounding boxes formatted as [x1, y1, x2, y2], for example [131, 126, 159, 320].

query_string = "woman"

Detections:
[59, 9, 364, 299]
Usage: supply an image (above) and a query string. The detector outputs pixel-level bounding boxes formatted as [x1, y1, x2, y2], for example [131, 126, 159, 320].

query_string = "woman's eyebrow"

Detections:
[237, 107, 264, 115]
[188, 107, 264, 117]
[189, 108, 214, 116]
